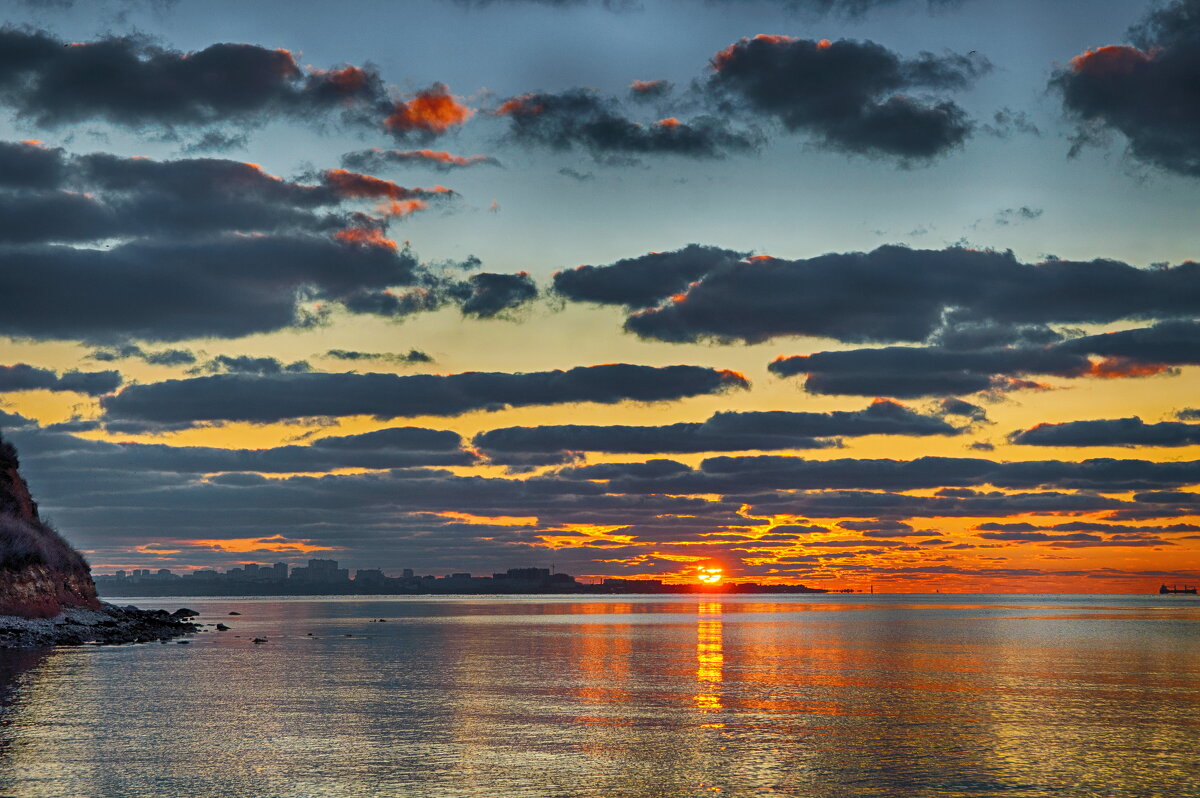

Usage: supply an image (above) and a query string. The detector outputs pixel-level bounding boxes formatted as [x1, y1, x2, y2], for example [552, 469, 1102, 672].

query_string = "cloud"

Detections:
[343, 269, 538, 320]
[448, 0, 963, 16]
[557, 167, 595, 181]
[629, 79, 673, 100]
[0, 28, 387, 131]
[994, 206, 1042, 225]
[706, 35, 988, 161]
[1053, 0, 1200, 176]
[0, 145, 458, 246]
[12, 424, 477, 475]
[341, 148, 501, 172]
[767, 320, 1200, 398]
[1010, 417, 1200, 448]
[88, 344, 196, 366]
[0, 139, 66, 188]
[323, 349, 433, 365]
[100, 364, 750, 424]
[769, 346, 1086, 397]
[384, 84, 474, 141]
[497, 89, 760, 159]
[0, 234, 418, 342]
[0, 363, 121, 396]
[594, 244, 1200, 345]
[553, 244, 747, 308]
[474, 399, 958, 456]
[187, 355, 312, 376]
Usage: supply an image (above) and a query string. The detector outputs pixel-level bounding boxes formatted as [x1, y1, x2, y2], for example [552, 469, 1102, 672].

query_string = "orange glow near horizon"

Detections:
[697, 566, 724, 584]
[185, 536, 336, 554]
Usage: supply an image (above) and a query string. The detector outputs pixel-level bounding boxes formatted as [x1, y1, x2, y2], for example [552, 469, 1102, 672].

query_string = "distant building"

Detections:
[355, 569, 385, 584]
[402, 568, 414, 578]
[292, 558, 349, 583]
[503, 567, 550, 580]
[273, 562, 288, 580]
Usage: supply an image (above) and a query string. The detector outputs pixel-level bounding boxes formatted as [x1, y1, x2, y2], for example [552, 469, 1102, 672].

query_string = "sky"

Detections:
[1, 0, 1199, 591]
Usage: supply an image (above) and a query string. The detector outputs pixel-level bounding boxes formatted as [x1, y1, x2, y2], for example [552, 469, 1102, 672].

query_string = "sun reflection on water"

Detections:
[694, 602, 724, 719]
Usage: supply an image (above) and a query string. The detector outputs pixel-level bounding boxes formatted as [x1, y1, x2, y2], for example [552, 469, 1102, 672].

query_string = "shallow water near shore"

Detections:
[1, 594, 1197, 797]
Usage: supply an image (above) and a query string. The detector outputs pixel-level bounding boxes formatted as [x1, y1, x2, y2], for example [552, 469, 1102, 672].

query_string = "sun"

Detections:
[697, 566, 723, 584]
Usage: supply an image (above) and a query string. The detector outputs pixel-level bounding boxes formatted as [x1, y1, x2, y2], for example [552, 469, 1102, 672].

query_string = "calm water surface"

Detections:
[0, 594, 1197, 797]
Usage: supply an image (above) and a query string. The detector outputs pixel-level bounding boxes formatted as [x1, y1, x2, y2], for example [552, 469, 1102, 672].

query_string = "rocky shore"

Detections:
[0, 432, 199, 647]
[0, 602, 199, 648]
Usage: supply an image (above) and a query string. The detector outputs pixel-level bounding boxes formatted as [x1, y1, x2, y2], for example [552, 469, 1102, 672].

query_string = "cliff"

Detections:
[0, 434, 101, 618]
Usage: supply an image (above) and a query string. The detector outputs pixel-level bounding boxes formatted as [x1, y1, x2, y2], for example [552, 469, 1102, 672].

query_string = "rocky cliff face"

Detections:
[0, 434, 101, 618]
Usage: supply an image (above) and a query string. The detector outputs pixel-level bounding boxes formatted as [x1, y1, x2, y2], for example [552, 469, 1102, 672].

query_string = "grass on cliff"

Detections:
[0, 515, 91, 573]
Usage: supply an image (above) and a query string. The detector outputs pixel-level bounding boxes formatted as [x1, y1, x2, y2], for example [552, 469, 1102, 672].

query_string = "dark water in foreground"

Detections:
[0, 594, 1197, 797]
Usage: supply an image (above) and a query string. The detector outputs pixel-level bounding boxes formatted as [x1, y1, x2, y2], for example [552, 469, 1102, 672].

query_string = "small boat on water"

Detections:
[1159, 584, 1198, 594]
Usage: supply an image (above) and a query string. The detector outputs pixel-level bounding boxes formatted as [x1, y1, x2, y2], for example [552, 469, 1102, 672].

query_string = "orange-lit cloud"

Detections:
[185, 535, 335, 554]
[407, 149, 489, 166]
[323, 168, 451, 201]
[434, 511, 539, 527]
[1070, 45, 1151, 76]
[333, 225, 398, 250]
[385, 83, 474, 134]
[496, 94, 543, 116]
[630, 79, 668, 93]
[712, 34, 798, 71]
[311, 65, 370, 94]
[378, 199, 428, 218]
[1087, 357, 1173, 379]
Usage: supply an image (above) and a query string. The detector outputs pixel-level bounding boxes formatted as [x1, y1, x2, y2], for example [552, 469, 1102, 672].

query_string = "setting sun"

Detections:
[697, 566, 723, 584]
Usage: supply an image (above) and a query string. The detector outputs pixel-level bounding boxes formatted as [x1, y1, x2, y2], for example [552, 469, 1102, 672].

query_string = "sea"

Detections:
[0, 594, 1197, 798]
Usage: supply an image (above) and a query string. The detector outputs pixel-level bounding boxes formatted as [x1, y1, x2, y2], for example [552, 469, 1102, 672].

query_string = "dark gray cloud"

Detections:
[994, 206, 1043, 225]
[0, 144, 498, 341]
[616, 245, 1200, 345]
[100, 364, 750, 424]
[497, 89, 760, 160]
[456, 272, 538, 318]
[1053, 0, 1200, 176]
[0, 27, 387, 131]
[13, 424, 476, 475]
[89, 344, 197, 367]
[450, 0, 962, 17]
[706, 35, 987, 160]
[0, 363, 120, 396]
[769, 320, 1200, 398]
[187, 355, 312, 376]
[554, 244, 746, 308]
[323, 349, 433, 365]
[0, 147, 455, 245]
[1010, 417, 1200, 448]
[977, 521, 1200, 536]
[341, 148, 501, 172]
[1057, 320, 1200, 365]
[475, 399, 958, 455]
[596, 454, 1200, 498]
[769, 345, 1086, 397]
[344, 270, 539, 320]
[0, 234, 418, 342]
[0, 139, 65, 188]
